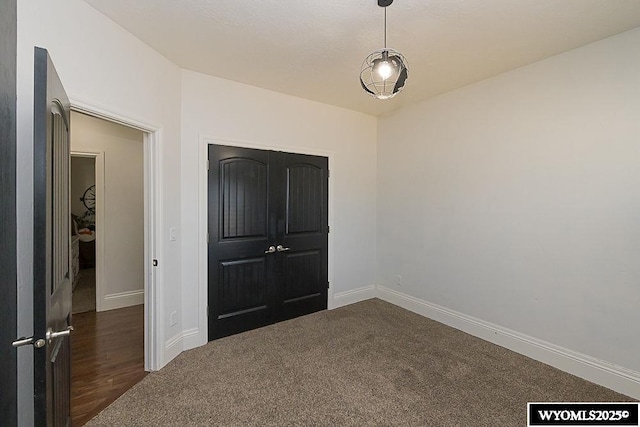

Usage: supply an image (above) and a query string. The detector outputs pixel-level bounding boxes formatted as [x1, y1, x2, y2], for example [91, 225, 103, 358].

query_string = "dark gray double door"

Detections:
[208, 145, 328, 340]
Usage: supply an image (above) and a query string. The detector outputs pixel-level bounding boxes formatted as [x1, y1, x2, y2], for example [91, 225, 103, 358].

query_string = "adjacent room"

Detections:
[8, 0, 640, 425]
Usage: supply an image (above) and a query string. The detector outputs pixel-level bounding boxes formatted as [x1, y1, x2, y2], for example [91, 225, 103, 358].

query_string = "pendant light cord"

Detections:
[384, 7, 387, 48]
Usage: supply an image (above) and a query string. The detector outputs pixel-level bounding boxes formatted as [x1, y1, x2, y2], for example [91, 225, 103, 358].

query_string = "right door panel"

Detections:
[277, 153, 329, 321]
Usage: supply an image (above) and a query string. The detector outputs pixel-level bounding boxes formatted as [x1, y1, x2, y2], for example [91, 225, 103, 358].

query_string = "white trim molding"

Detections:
[181, 328, 201, 350]
[164, 328, 200, 363]
[70, 96, 162, 134]
[331, 285, 376, 309]
[164, 331, 183, 364]
[101, 289, 144, 311]
[376, 285, 640, 400]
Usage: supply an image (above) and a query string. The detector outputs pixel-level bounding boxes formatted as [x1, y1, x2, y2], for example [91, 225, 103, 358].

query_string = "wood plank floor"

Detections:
[71, 304, 146, 426]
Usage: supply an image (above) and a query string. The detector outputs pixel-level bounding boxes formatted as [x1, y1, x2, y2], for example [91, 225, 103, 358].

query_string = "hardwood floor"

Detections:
[71, 304, 146, 426]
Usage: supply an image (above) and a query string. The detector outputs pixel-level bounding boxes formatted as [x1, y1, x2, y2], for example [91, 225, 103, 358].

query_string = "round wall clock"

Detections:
[81, 185, 96, 212]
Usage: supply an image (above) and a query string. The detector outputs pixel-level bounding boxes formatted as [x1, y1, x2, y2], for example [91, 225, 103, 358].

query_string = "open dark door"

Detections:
[33, 47, 73, 426]
[0, 0, 18, 423]
[208, 145, 328, 340]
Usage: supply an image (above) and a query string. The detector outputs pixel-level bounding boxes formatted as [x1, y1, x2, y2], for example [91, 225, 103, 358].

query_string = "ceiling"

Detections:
[82, 0, 640, 116]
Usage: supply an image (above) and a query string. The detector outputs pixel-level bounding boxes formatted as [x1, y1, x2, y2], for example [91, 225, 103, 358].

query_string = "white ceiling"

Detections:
[82, 0, 640, 116]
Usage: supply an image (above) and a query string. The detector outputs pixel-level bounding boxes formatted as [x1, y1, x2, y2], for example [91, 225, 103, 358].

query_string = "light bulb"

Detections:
[376, 61, 393, 80]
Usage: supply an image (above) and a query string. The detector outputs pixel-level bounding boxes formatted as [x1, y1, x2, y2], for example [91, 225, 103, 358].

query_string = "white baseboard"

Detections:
[181, 328, 203, 351]
[164, 328, 201, 366]
[376, 285, 640, 400]
[99, 289, 144, 311]
[164, 331, 183, 365]
[331, 285, 376, 309]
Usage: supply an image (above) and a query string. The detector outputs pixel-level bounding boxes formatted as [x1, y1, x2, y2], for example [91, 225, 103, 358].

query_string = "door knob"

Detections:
[12, 337, 34, 347]
[276, 245, 290, 252]
[46, 326, 74, 344]
[12, 336, 46, 348]
[264, 246, 276, 254]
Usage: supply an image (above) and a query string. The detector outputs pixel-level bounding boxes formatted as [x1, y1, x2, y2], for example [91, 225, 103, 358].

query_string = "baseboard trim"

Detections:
[376, 285, 640, 399]
[100, 289, 144, 311]
[164, 332, 183, 365]
[332, 285, 376, 309]
[181, 328, 202, 351]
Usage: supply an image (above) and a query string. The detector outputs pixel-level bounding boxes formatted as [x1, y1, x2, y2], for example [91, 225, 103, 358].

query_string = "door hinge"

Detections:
[207, 233, 209, 244]
[327, 281, 330, 289]
[153, 259, 158, 267]
[207, 306, 209, 317]
[327, 170, 330, 178]
[327, 225, 330, 233]
[207, 159, 210, 170]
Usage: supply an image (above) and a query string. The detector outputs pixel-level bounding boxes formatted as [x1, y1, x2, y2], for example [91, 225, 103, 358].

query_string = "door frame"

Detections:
[197, 136, 335, 346]
[70, 99, 161, 371]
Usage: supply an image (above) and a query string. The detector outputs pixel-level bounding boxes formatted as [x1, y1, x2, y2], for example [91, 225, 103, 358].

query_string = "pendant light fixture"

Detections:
[360, 0, 408, 99]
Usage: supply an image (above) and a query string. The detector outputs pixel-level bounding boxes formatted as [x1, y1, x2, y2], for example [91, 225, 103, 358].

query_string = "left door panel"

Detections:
[208, 145, 275, 340]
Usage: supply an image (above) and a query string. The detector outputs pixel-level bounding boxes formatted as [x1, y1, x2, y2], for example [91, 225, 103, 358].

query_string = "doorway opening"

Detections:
[69, 111, 149, 425]
[70, 155, 97, 314]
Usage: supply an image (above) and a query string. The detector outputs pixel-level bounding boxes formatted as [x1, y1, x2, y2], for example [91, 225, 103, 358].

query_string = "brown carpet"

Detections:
[87, 299, 633, 426]
[72, 268, 96, 314]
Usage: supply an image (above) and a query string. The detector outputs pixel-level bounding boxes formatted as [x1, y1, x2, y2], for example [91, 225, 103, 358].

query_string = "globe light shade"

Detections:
[360, 48, 408, 100]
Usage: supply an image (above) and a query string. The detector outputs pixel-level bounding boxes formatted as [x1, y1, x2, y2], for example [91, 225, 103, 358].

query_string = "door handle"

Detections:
[46, 326, 74, 344]
[12, 336, 46, 348]
[12, 326, 74, 348]
[11, 327, 72, 349]
[265, 246, 276, 254]
[276, 245, 290, 252]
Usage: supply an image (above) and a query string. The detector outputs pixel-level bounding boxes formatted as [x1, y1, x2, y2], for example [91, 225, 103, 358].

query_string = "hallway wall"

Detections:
[70, 157, 95, 218]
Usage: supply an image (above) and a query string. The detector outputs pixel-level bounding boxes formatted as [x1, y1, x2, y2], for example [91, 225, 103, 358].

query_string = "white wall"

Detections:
[71, 112, 144, 310]
[377, 27, 640, 392]
[180, 70, 378, 349]
[70, 156, 95, 218]
[17, 1, 182, 422]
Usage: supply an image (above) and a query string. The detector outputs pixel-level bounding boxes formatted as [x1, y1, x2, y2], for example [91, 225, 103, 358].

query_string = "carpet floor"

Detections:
[73, 268, 96, 314]
[87, 299, 633, 426]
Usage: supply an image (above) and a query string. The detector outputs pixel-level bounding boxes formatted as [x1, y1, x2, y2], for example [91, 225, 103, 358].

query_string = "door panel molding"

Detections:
[218, 257, 268, 315]
[219, 157, 269, 240]
[286, 163, 323, 235]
